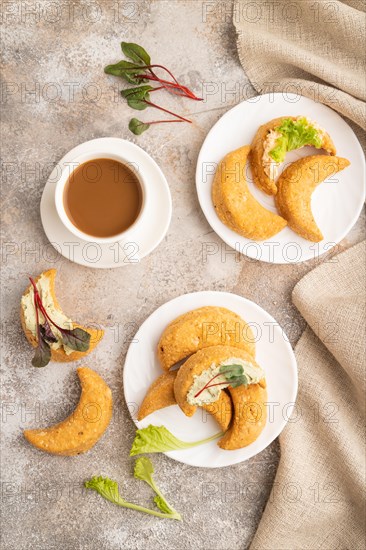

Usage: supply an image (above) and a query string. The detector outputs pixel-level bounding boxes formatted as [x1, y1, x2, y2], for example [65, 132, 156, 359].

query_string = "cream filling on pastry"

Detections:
[187, 357, 265, 406]
[21, 273, 74, 355]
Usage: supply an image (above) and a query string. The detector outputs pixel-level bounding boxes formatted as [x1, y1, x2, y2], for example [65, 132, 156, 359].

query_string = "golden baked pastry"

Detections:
[275, 155, 350, 242]
[24, 367, 113, 455]
[218, 382, 267, 450]
[138, 371, 177, 420]
[212, 145, 287, 240]
[158, 306, 255, 371]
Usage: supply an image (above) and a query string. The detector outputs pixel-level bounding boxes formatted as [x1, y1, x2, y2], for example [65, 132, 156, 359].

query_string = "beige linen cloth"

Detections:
[234, 2, 366, 547]
[234, 0, 366, 129]
[249, 242, 366, 549]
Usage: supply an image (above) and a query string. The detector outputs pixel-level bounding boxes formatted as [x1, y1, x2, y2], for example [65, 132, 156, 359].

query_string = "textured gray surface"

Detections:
[1, 1, 365, 549]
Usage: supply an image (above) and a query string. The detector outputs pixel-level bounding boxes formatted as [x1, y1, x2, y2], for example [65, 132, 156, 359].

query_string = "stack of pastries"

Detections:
[138, 306, 267, 451]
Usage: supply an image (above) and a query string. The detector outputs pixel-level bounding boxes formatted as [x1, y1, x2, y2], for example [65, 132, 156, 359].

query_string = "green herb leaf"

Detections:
[219, 364, 244, 378]
[218, 364, 250, 388]
[39, 321, 57, 344]
[229, 374, 249, 388]
[121, 42, 151, 66]
[121, 85, 154, 100]
[104, 60, 148, 84]
[127, 98, 149, 110]
[31, 336, 51, 368]
[129, 118, 150, 135]
[60, 327, 90, 352]
[130, 424, 223, 456]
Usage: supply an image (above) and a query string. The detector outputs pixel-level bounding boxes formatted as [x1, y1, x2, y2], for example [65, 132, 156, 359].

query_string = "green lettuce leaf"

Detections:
[269, 117, 323, 163]
[130, 424, 223, 456]
[154, 495, 174, 515]
[85, 476, 126, 506]
[133, 456, 155, 488]
[85, 459, 181, 521]
[133, 457, 178, 517]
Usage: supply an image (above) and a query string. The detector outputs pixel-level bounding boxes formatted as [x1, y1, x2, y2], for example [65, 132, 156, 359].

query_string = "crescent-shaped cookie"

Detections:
[212, 145, 287, 240]
[20, 269, 103, 362]
[24, 367, 113, 455]
[275, 155, 350, 242]
[158, 306, 256, 371]
[174, 345, 263, 425]
[250, 116, 336, 195]
[218, 382, 267, 450]
[138, 370, 232, 431]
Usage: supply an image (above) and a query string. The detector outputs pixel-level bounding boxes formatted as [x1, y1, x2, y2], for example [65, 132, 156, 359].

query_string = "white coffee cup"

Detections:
[55, 151, 147, 244]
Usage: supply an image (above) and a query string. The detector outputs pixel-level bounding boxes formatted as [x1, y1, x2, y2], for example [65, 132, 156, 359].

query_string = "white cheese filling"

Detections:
[262, 129, 282, 179]
[187, 357, 265, 406]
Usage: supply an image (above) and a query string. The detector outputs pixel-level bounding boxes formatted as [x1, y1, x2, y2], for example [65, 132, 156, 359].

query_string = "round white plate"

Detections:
[40, 138, 172, 268]
[123, 291, 298, 468]
[196, 93, 365, 264]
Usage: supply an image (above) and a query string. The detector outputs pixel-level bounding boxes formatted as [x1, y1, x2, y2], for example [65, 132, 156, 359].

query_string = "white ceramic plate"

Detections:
[196, 93, 365, 264]
[40, 138, 172, 268]
[123, 291, 298, 468]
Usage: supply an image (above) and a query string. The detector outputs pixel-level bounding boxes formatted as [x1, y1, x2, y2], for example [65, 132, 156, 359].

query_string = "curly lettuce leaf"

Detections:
[85, 461, 181, 521]
[134, 457, 179, 517]
[269, 117, 323, 163]
[85, 476, 126, 506]
[130, 424, 223, 456]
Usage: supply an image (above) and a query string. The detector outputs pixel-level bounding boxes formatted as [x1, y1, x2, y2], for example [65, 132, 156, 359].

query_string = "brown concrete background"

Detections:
[1, 1, 365, 549]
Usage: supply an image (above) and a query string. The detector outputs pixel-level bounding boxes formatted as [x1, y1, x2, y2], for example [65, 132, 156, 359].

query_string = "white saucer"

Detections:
[123, 291, 298, 468]
[196, 93, 365, 264]
[40, 138, 172, 268]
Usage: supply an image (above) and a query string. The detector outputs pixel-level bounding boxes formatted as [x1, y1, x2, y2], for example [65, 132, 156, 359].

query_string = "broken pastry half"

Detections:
[250, 116, 336, 195]
[21, 269, 104, 366]
[174, 345, 267, 449]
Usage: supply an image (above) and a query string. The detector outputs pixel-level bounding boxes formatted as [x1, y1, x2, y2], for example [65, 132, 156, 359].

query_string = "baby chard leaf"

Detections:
[121, 86, 153, 110]
[129, 118, 150, 135]
[121, 42, 151, 66]
[39, 320, 57, 343]
[127, 98, 148, 111]
[219, 364, 249, 388]
[104, 60, 148, 84]
[219, 364, 244, 378]
[121, 85, 154, 100]
[60, 327, 90, 352]
[229, 374, 249, 388]
[32, 336, 51, 368]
